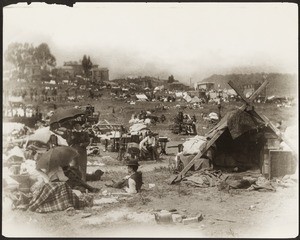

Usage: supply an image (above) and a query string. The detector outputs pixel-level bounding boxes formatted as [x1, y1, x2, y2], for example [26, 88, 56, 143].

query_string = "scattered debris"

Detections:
[182, 214, 203, 225]
[93, 197, 119, 205]
[81, 213, 92, 218]
[172, 214, 183, 223]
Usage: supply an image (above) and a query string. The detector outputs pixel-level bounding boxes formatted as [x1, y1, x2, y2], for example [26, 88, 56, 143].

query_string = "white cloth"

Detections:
[139, 136, 156, 150]
[182, 135, 207, 155]
[123, 174, 137, 194]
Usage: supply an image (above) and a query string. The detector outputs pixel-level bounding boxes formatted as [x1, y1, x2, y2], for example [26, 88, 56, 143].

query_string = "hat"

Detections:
[126, 160, 140, 167]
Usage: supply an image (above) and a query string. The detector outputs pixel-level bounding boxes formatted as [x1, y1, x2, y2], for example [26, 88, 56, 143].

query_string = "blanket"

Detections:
[27, 182, 91, 213]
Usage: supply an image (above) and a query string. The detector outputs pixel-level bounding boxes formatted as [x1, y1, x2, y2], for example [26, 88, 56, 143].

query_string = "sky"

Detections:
[3, 2, 298, 83]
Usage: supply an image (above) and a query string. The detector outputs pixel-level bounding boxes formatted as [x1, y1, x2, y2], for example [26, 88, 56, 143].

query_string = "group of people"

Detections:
[47, 120, 144, 194]
[173, 111, 197, 135]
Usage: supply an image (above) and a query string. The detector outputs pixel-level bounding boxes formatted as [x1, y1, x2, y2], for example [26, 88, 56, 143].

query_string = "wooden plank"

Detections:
[228, 80, 250, 104]
[254, 112, 296, 153]
[170, 128, 225, 184]
[248, 80, 269, 102]
[228, 80, 269, 105]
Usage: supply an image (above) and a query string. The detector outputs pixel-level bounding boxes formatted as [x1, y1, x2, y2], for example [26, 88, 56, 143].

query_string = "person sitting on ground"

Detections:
[139, 131, 159, 161]
[62, 163, 102, 193]
[105, 160, 143, 194]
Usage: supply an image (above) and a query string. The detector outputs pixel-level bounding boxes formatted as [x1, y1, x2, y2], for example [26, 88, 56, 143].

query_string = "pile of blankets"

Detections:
[6, 182, 93, 213]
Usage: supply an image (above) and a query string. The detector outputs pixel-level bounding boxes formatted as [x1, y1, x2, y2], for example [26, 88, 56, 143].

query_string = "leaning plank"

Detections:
[170, 128, 225, 184]
[254, 112, 296, 153]
[228, 80, 269, 105]
[248, 80, 269, 102]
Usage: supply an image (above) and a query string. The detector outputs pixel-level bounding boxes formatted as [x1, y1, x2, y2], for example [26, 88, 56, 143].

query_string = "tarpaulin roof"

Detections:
[207, 109, 265, 140]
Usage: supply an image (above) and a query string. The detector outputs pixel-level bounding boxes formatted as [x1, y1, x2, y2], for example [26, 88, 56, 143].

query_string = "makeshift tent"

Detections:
[206, 109, 266, 168]
[8, 96, 23, 103]
[208, 92, 218, 99]
[175, 92, 183, 98]
[170, 80, 296, 183]
[190, 96, 201, 103]
[182, 92, 192, 102]
[136, 94, 148, 101]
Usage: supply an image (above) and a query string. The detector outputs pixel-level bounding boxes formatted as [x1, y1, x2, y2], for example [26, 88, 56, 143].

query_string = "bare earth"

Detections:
[2, 99, 299, 238]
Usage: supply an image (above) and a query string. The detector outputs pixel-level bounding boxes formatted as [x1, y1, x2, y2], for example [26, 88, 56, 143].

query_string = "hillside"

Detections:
[200, 73, 297, 97]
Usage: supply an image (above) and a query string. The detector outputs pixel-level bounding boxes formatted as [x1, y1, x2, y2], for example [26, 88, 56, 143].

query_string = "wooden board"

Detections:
[269, 150, 296, 178]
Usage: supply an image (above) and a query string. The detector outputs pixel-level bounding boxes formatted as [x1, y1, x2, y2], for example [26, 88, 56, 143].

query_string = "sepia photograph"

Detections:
[2, 2, 298, 238]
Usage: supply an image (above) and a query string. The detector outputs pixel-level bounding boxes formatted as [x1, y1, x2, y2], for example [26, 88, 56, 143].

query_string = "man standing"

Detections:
[69, 122, 90, 181]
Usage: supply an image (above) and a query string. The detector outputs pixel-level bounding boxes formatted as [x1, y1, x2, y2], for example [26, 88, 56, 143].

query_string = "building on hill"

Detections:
[195, 82, 215, 91]
[91, 67, 109, 83]
[168, 82, 190, 91]
[63, 61, 84, 76]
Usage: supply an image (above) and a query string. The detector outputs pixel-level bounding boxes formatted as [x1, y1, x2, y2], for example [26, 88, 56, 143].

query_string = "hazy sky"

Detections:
[3, 3, 298, 83]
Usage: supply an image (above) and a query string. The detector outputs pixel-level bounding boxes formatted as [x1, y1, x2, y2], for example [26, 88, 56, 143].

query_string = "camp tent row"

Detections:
[170, 80, 296, 184]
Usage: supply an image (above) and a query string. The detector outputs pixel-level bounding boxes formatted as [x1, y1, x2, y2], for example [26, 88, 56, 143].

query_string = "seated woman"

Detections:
[106, 160, 143, 194]
[62, 164, 102, 193]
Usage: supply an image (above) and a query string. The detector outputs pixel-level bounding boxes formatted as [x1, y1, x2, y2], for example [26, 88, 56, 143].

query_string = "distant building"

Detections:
[63, 61, 84, 76]
[168, 82, 190, 91]
[195, 82, 215, 91]
[56, 66, 74, 79]
[91, 67, 109, 83]
[54, 61, 109, 84]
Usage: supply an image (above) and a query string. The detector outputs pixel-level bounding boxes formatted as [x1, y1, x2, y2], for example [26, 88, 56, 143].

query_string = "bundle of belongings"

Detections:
[182, 169, 280, 192]
[3, 144, 103, 213]
[174, 135, 212, 171]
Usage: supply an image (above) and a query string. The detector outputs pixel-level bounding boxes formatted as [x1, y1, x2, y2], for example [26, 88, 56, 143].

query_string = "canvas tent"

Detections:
[182, 92, 192, 102]
[190, 96, 201, 103]
[8, 96, 23, 103]
[136, 94, 148, 101]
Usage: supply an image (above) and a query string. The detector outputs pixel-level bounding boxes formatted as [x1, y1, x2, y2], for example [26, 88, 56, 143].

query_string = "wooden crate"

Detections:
[264, 132, 281, 150]
[269, 150, 296, 178]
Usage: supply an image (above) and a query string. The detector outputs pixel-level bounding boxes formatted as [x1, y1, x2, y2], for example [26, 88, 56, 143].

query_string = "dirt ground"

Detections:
[2, 99, 299, 238]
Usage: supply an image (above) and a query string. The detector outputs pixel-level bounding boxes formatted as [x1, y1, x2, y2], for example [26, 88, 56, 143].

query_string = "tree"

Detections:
[168, 75, 175, 83]
[4, 42, 56, 76]
[34, 43, 56, 69]
[82, 55, 93, 77]
[4, 42, 35, 74]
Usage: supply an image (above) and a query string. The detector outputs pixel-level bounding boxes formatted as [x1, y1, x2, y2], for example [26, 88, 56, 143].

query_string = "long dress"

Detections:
[69, 130, 90, 181]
